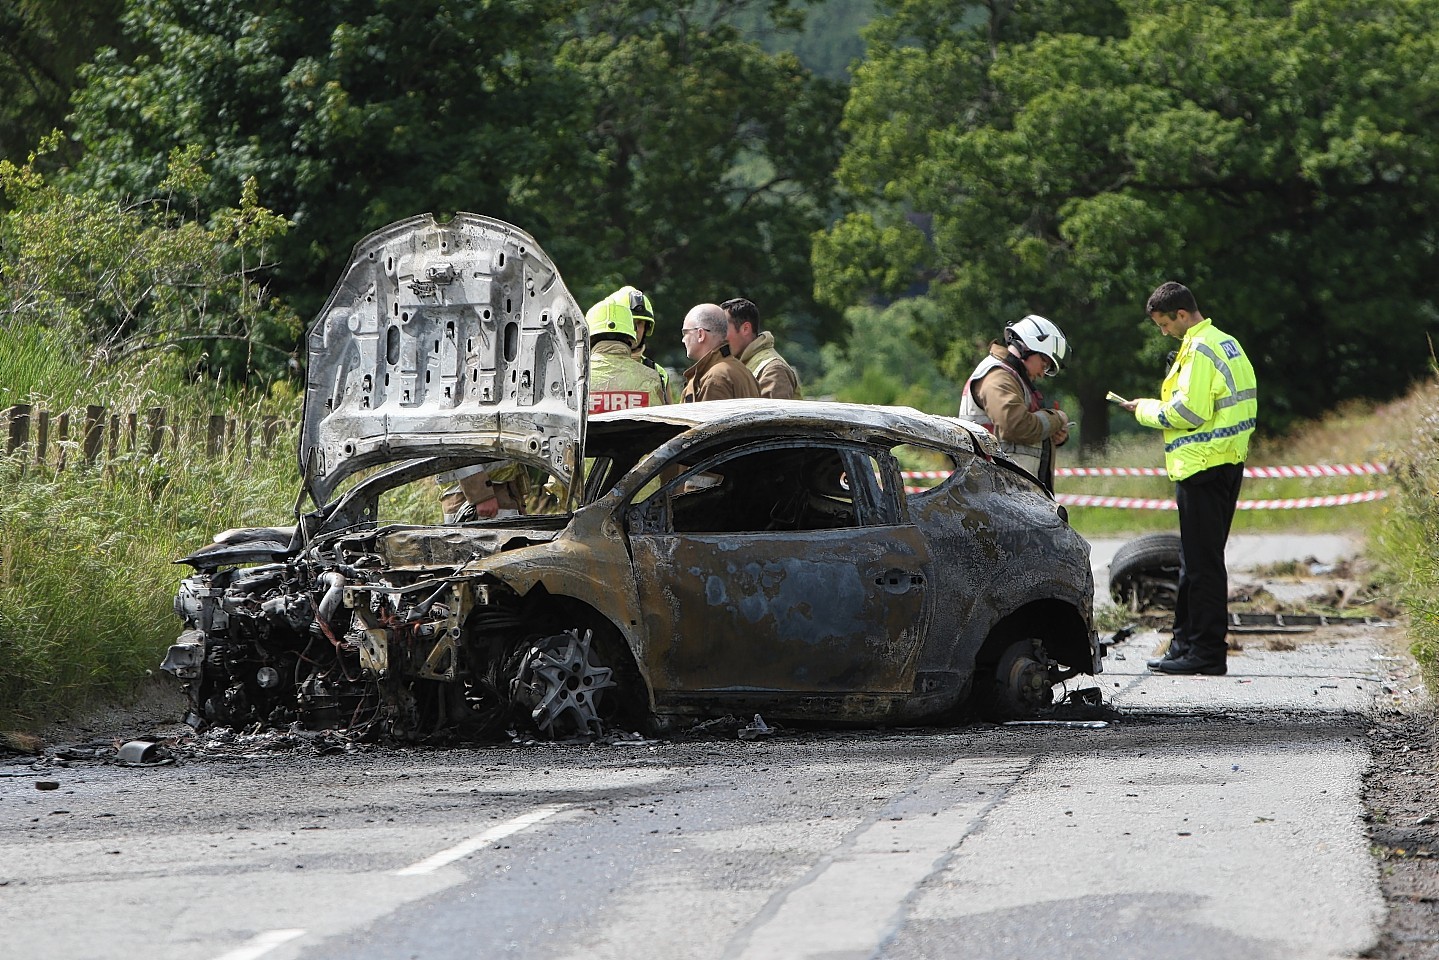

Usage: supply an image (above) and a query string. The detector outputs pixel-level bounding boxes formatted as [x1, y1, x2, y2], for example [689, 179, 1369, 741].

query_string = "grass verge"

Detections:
[1369, 377, 1439, 692]
[0, 420, 299, 729]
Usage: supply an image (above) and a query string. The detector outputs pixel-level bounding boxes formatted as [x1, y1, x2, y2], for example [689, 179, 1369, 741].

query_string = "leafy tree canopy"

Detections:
[63, 0, 845, 379]
[0, 0, 127, 167]
[816, 0, 1439, 445]
[1, 136, 298, 388]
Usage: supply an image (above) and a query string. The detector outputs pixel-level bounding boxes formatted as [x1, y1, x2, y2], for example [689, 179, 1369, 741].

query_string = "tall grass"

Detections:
[0, 410, 300, 728]
[1369, 377, 1439, 689]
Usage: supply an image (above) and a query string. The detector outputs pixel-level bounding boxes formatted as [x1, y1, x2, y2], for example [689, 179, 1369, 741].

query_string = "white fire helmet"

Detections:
[1004, 314, 1069, 377]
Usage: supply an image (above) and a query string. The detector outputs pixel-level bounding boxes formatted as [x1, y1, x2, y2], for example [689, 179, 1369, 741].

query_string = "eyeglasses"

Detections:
[681, 327, 705, 339]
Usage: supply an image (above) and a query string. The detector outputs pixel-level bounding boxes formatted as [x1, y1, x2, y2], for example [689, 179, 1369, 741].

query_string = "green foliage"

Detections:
[0, 0, 127, 167]
[733, 0, 878, 79]
[63, 0, 846, 380]
[480, 3, 850, 375]
[0, 138, 299, 385]
[811, 299, 960, 411]
[1372, 378, 1439, 687]
[0, 406, 300, 728]
[818, 0, 1439, 449]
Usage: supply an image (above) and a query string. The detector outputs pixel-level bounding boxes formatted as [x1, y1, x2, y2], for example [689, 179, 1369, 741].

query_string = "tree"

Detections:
[816, 0, 1439, 445]
[0, 0, 127, 166]
[537, 2, 848, 373]
[0, 137, 298, 384]
[64, 0, 846, 380]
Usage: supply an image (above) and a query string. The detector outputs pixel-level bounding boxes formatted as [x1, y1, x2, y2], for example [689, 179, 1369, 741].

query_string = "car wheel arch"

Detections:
[488, 585, 655, 724]
[974, 597, 1093, 672]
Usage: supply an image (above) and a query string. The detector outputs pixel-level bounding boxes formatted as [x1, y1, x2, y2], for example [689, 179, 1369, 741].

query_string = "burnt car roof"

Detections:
[590, 398, 1005, 459]
[301, 213, 588, 504]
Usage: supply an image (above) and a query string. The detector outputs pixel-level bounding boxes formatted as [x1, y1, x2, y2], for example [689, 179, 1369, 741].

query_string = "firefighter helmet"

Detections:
[586, 287, 651, 344]
[1004, 314, 1070, 376]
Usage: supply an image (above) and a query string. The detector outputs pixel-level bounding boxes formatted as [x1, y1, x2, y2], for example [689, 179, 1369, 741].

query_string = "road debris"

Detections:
[739, 715, 774, 741]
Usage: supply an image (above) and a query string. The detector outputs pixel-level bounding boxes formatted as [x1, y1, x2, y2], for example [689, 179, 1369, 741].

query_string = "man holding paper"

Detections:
[1114, 281, 1258, 676]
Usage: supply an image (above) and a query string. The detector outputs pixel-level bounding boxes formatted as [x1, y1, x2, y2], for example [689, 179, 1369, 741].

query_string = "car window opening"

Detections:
[643, 443, 899, 534]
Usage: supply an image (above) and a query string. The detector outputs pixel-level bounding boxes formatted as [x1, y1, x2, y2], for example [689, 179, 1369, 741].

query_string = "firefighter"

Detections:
[586, 287, 668, 413]
[680, 303, 761, 402]
[957, 314, 1072, 489]
[722, 297, 802, 399]
[620, 286, 679, 403]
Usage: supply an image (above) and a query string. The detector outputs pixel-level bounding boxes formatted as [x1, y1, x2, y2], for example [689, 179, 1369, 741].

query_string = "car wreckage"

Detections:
[162, 213, 1102, 741]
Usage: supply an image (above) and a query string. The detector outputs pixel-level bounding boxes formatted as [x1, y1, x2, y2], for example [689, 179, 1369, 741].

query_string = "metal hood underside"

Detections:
[301, 213, 588, 504]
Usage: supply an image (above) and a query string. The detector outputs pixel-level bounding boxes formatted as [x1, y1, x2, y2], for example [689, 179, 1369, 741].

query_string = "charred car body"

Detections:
[163, 213, 1101, 740]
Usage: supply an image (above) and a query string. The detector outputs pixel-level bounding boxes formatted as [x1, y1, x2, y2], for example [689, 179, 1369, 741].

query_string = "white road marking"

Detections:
[210, 928, 305, 960]
[394, 804, 567, 876]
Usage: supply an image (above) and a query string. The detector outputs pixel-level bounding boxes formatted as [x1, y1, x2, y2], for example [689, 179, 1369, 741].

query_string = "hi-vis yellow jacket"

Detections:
[1134, 318, 1257, 482]
[590, 340, 667, 413]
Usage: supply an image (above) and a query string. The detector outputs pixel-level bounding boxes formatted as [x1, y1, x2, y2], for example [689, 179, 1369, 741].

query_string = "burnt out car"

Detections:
[162, 213, 1100, 740]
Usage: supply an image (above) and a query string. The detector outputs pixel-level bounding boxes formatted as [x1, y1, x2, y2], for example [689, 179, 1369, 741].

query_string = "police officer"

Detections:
[586, 286, 668, 413]
[957, 314, 1072, 489]
[1116, 281, 1258, 677]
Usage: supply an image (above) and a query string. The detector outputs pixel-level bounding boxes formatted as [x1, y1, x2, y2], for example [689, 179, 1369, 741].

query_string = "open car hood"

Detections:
[301, 213, 588, 504]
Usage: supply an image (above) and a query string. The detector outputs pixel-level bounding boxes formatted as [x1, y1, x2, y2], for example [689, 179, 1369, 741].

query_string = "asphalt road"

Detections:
[0, 532, 1405, 960]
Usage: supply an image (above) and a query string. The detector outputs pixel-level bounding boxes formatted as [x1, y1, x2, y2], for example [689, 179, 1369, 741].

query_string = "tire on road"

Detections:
[1108, 532, 1182, 610]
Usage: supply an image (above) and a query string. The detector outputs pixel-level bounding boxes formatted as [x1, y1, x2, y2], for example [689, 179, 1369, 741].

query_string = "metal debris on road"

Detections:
[739, 715, 774, 740]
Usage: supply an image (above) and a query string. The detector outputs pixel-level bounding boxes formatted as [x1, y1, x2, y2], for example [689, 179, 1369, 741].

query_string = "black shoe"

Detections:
[1145, 645, 1189, 670]
[1148, 655, 1227, 676]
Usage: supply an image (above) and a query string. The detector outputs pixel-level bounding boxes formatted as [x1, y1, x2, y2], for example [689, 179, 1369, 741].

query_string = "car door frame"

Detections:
[622, 435, 933, 707]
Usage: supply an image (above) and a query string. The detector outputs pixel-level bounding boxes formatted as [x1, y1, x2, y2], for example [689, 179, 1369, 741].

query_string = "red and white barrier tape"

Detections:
[902, 463, 1388, 480]
[1054, 462, 1389, 478]
[1050, 490, 1389, 510]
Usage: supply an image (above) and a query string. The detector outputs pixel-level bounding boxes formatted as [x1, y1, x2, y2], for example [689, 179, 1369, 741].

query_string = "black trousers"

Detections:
[1172, 462, 1244, 662]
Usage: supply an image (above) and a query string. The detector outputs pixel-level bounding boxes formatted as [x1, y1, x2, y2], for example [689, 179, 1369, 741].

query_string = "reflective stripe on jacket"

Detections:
[738, 331, 802, 399]
[1134, 318, 1257, 481]
[590, 341, 667, 413]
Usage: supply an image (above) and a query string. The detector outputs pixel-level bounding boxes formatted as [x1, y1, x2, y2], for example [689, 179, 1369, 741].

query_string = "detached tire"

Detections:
[1108, 532, 1182, 610]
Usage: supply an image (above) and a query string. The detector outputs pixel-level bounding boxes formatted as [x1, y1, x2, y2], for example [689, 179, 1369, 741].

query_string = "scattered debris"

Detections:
[738, 715, 774, 741]
[34, 780, 59, 790]
[114, 741, 174, 767]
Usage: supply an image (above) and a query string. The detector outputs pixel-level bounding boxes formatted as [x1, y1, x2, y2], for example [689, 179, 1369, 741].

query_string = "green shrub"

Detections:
[1372, 382, 1439, 689]
[0, 420, 300, 728]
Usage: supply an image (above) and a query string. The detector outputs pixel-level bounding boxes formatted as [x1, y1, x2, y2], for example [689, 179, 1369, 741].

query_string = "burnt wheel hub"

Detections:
[512, 629, 616, 737]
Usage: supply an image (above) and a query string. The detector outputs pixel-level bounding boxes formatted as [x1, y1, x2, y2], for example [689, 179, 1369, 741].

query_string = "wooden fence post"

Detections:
[56, 412, 70, 471]
[36, 410, 49, 465]
[207, 415, 225, 458]
[82, 405, 104, 466]
[146, 407, 166, 456]
[6, 404, 30, 455]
